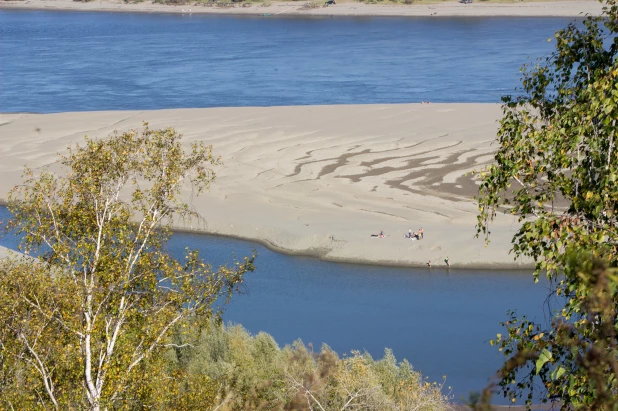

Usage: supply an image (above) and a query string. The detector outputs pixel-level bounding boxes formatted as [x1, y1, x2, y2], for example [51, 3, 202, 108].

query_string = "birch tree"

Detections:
[0, 125, 255, 410]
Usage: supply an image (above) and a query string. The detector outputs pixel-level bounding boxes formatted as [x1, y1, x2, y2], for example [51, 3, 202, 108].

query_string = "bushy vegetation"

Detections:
[159, 321, 452, 410]
[0, 256, 451, 410]
[300, 1, 321, 9]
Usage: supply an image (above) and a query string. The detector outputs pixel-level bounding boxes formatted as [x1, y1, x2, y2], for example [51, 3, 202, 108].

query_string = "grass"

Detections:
[299, 0, 321, 8]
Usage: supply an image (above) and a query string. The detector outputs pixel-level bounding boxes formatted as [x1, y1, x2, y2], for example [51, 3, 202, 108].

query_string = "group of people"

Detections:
[405, 227, 424, 241]
[372, 227, 424, 240]
[370, 228, 450, 267]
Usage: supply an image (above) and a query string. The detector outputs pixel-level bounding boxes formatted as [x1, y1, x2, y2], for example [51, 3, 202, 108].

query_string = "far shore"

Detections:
[0, 0, 603, 18]
[0, 104, 534, 269]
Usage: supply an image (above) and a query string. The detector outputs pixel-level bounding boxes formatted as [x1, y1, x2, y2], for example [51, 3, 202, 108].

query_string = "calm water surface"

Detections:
[0, 206, 554, 402]
[1, 10, 574, 112]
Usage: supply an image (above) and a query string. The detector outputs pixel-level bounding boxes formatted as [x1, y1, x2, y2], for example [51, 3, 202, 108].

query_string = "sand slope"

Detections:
[0, 245, 25, 259]
[0, 246, 11, 259]
[0, 105, 531, 268]
[0, 0, 603, 17]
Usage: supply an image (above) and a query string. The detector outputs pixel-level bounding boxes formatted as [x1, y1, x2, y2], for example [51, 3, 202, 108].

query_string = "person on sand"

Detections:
[445, 256, 450, 267]
[371, 230, 385, 238]
[408, 228, 412, 238]
[427, 260, 432, 268]
[419, 227, 424, 239]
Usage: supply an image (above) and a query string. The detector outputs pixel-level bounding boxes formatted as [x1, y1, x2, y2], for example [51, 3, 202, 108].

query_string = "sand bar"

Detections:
[0, 105, 533, 269]
[0, 0, 603, 17]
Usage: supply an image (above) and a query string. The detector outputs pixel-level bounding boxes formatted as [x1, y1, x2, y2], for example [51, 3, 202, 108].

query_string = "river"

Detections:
[0, 9, 569, 403]
[1, 10, 575, 112]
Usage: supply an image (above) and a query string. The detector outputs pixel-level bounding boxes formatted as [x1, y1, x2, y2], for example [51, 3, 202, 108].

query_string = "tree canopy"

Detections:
[476, 0, 618, 408]
[0, 125, 255, 410]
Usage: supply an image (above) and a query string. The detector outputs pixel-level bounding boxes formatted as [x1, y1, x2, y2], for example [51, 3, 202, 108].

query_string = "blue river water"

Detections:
[1, 10, 574, 112]
[0, 206, 555, 402]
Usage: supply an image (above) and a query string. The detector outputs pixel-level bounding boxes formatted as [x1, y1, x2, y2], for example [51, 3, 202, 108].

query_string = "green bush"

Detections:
[161, 321, 452, 410]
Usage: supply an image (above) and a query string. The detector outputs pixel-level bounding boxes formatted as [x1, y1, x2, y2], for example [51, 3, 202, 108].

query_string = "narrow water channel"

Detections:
[0, 206, 554, 402]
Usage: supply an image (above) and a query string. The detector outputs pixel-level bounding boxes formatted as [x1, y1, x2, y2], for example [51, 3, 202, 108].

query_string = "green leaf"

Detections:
[535, 349, 552, 374]
[550, 366, 566, 380]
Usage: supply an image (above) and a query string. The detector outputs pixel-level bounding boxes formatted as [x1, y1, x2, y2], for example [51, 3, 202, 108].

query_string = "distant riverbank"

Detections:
[0, 0, 603, 17]
[0, 105, 535, 269]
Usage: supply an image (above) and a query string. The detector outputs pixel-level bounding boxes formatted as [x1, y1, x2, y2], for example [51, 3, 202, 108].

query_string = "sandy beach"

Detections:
[0, 104, 534, 269]
[0, 0, 603, 17]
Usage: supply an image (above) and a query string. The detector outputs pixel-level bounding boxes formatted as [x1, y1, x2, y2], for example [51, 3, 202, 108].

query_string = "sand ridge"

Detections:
[0, 104, 531, 268]
[0, 0, 603, 17]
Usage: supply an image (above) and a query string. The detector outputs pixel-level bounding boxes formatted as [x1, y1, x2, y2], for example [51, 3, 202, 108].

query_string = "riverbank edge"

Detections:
[172, 225, 534, 270]
[0, 0, 604, 18]
[0, 200, 533, 270]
